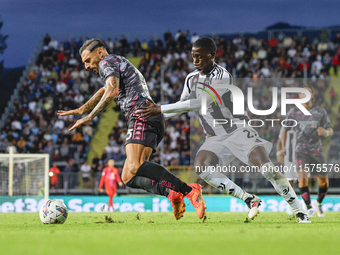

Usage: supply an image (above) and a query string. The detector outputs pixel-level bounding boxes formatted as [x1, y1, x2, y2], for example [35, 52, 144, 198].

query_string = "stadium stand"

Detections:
[1, 27, 340, 194]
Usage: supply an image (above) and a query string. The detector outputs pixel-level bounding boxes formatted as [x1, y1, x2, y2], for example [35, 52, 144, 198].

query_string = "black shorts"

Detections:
[296, 151, 328, 175]
[125, 114, 165, 153]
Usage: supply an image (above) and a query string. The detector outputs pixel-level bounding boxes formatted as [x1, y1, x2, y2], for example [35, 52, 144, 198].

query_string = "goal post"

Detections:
[0, 146, 50, 202]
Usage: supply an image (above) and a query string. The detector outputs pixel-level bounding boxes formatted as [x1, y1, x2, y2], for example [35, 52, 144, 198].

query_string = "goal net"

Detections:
[0, 147, 49, 212]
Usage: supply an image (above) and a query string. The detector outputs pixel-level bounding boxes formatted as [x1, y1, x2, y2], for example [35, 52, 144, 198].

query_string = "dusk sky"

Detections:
[1, 0, 340, 67]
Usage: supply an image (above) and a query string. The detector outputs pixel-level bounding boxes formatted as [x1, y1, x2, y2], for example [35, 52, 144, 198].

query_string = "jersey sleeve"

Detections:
[113, 167, 122, 183]
[278, 126, 284, 139]
[99, 60, 120, 83]
[99, 167, 107, 188]
[162, 74, 192, 119]
[221, 71, 233, 85]
[320, 107, 332, 129]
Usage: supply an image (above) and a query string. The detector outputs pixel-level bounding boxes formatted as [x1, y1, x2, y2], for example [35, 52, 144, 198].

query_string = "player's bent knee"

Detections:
[318, 180, 328, 188]
[261, 171, 275, 181]
[260, 161, 285, 181]
[195, 150, 219, 174]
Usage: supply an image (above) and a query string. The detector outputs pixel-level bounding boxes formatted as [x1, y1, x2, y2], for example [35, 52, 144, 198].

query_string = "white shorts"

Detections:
[197, 127, 273, 166]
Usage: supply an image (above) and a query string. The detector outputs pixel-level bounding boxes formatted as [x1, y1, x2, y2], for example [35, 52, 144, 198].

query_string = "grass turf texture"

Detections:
[1, 212, 339, 255]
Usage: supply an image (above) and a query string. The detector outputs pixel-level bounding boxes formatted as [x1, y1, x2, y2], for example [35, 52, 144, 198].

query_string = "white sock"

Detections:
[199, 171, 251, 201]
[261, 162, 303, 213]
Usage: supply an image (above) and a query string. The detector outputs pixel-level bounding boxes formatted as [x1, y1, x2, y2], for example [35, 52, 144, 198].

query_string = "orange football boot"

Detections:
[167, 189, 186, 220]
[185, 183, 206, 219]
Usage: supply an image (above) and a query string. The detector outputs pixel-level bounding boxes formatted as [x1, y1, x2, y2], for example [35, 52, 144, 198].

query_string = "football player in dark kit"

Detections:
[57, 39, 206, 220]
[282, 85, 333, 217]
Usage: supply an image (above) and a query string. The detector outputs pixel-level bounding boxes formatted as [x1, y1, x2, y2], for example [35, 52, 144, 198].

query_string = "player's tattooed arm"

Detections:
[87, 76, 119, 119]
[79, 87, 106, 113]
[57, 87, 106, 116]
[68, 76, 119, 131]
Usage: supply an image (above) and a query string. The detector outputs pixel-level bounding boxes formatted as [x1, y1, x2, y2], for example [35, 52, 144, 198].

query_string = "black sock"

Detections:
[300, 186, 312, 209]
[317, 186, 328, 204]
[135, 161, 192, 195]
[126, 176, 169, 197]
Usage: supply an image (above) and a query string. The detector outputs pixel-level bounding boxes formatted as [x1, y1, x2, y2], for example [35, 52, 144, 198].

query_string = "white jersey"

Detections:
[279, 126, 298, 180]
[162, 63, 249, 136]
[279, 127, 296, 166]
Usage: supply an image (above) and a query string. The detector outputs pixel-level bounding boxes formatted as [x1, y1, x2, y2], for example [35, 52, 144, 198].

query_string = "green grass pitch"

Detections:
[0, 212, 339, 255]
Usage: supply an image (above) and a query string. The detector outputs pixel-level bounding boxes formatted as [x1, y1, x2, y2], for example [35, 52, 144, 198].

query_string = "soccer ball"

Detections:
[39, 199, 68, 224]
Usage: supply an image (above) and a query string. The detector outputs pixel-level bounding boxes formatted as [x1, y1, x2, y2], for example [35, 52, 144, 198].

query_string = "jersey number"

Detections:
[126, 128, 133, 140]
[243, 130, 258, 138]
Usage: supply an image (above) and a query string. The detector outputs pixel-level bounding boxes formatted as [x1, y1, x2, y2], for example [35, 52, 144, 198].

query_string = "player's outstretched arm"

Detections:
[68, 76, 119, 131]
[57, 87, 106, 116]
[137, 74, 196, 120]
[137, 97, 206, 120]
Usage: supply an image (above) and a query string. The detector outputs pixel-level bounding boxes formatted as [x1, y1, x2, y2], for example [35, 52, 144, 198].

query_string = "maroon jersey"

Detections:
[98, 54, 154, 119]
[285, 106, 331, 154]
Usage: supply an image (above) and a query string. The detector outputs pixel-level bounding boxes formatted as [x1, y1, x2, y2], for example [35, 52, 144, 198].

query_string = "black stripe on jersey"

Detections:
[216, 66, 223, 80]
[191, 73, 200, 97]
[208, 64, 217, 75]
[221, 91, 249, 121]
[196, 111, 216, 136]
[186, 75, 193, 94]
[209, 100, 238, 133]
[288, 132, 294, 162]
[209, 73, 215, 84]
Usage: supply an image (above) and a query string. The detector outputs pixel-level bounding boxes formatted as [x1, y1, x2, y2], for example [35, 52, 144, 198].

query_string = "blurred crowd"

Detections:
[1, 28, 340, 190]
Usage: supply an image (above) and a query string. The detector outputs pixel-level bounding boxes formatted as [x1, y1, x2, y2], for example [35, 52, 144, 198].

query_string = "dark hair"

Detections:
[193, 37, 217, 53]
[301, 84, 315, 104]
[79, 38, 107, 56]
[301, 84, 315, 94]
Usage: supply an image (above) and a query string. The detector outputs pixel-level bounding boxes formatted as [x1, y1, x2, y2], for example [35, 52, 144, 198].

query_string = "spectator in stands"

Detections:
[311, 55, 323, 77]
[332, 54, 339, 75]
[56, 80, 68, 93]
[16, 136, 26, 153]
[119, 35, 129, 54]
[164, 30, 172, 43]
[43, 33, 51, 46]
[80, 161, 92, 186]
[330, 87, 336, 105]
[0, 137, 8, 153]
[191, 32, 199, 44]
[106, 38, 114, 53]
[48, 38, 59, 50]
[257, 46, 268, 60]
[53, 117, 65, 130]
[60, 143, 70, 161]
[268, 36, 278, 47]
[132, 38, 141, 56]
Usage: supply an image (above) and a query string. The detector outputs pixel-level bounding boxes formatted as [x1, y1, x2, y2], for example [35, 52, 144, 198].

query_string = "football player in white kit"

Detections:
[137, 37, 310, 223]
[277, 127, 299, 186]
[277, 127, 299, 215]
